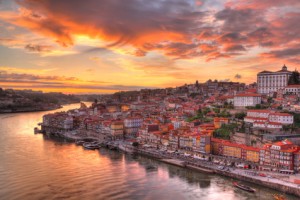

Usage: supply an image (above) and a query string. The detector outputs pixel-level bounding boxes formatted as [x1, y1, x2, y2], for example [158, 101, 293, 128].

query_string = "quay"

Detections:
[186, 164, 215, 174]
[160, 159, 186, 167]
[40, 130, 300, 198]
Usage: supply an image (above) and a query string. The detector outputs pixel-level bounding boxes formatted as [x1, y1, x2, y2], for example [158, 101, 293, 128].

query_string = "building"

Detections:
[284, 85, 300, 96]
[259, 140, 298, 171]
[214, 117, 229, 129]
[110, 121, 124, 140]
[42, 113, 74, 130]
[234, 93, 262, 108]
[124, 117, 143, 137]
[211, 138, 260, 163]
[257, 65, 293, 95]
[244, 110, 293, 129]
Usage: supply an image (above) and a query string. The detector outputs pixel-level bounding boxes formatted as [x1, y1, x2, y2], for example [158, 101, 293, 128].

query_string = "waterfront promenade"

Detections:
[41, 129, 300, 198]
[134, 146, 300, 197]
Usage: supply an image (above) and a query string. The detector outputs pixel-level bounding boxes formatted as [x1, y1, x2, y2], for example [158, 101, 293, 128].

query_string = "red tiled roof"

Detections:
[245, 116, 268, 121]
[235, 93, 261, 97]
[248, 110, 273, 113]
[269, 113, 293, 117]
[285, 84, 300, 88]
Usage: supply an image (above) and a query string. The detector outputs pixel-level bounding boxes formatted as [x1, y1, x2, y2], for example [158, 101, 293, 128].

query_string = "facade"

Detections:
[259, 140, 298, 171]
[214, 117, 229, 129]
[285, 85, 300, 96]
[244, 110, 293, 129]
[124, 117, 143, 137]
[42, 113, 74, 130]
[211, 138, 260, 163]
[294, 152, 300, 172]
[257, 65, 292, 94]
[233, 93, 262, 108]
[110, 121, 124, 139]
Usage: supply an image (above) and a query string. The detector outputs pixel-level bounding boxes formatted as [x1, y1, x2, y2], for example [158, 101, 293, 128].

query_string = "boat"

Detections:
[233, 182, 255, 193]
[83, 142, 99, 150]
[145, 165, 157, 170]
[118, 143, 135, 153]
[273, 194, 286, 200]
[75, 140, 85, 145]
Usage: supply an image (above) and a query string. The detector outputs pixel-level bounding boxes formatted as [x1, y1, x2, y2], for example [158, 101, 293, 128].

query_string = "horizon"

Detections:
[0, 0, 299, 94]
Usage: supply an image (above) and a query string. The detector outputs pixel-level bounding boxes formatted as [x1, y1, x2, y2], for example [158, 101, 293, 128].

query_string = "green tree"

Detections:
[202, 107, 211, 115]
[288, 70, 300, 85]
[235, 112, 246, 120]
[132, 142, 139, 147]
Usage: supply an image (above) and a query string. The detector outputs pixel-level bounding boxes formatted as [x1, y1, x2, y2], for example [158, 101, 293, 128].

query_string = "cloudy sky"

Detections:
[0, 0, 299, 93]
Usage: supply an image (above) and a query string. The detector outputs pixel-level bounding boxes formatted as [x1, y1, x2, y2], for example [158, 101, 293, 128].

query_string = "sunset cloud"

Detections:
[0, 70, 152, 92]
[0, 0, 299, 93]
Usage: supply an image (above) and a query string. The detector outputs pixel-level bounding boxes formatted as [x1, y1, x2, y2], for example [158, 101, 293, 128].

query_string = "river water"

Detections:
[0, 103, 296, 200]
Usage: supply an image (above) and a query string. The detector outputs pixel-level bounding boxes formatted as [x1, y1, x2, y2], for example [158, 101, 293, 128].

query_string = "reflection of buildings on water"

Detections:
[128, 154, 212, 188]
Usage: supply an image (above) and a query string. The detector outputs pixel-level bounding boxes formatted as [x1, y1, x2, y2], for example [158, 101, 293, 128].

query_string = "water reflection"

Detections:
[0, 103, 297, 200]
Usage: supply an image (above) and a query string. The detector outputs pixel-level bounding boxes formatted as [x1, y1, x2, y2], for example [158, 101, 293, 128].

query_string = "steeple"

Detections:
[282, 64, 287, 71]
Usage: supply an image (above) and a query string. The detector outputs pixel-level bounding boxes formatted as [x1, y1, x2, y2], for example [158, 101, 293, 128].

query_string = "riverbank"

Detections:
[40, 130, 300, 198]
[0, 105, 62, 114]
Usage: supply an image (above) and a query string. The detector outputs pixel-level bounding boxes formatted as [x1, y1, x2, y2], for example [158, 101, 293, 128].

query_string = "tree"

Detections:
[288, 70, 300, 85]
[195, 80, 199, 88]
[132, 142, 139, 147]
[235, 112, 246, 120]
[202, 107, 211, 115]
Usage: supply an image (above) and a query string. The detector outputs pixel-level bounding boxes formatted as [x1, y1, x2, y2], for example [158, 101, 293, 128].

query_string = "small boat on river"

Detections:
[83, 142, 99, 150]
[233, 182, 255, 193]
[75, 140, 85, 145]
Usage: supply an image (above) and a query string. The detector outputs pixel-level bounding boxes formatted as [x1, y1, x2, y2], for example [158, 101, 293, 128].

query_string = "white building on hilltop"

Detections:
[257, 65, 293, 95]
[233, 93, 262, 108]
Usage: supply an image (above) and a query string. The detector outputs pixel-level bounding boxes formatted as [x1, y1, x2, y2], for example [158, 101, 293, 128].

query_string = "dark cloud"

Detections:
[215, 8, 264, 33]
[0, 70, 151, 91]
[0, 71, 79, 81]
[234, 74, 242, 79]
[224, 44, 246, 52]
[133, 49, 147, 57]
[16, 0, 206, 46]
[24, 44, 52, 52]
[261, 48, 300, 59]
[0, 0, 299, 63]
[218, 32, 246, 43]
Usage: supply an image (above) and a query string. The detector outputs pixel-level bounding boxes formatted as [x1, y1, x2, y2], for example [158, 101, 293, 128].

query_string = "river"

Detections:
[0, 103, 296, 200]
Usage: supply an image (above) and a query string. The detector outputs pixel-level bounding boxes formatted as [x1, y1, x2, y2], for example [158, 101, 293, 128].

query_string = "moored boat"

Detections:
[145, 165, 157, 170]
[233, 182, 255, 193]
[83, 142, 99, 150]
[273, 194, 286, 200]
[75, 140, 85, 145]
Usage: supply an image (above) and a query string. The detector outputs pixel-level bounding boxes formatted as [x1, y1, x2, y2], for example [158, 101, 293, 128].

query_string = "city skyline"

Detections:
[0, 0, 299, 93]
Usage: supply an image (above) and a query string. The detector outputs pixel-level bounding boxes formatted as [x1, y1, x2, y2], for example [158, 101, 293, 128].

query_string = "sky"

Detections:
[0, 0, 299, 94]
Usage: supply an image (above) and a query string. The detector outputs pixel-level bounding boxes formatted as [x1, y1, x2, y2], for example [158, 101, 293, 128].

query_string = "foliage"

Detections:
[213, 108, 220, 114]
[202, 107, 211, 115]
[246, 104, 268, 110]
[189, 93, 199, 98]
[132, 142, 139, 147]
[186, 110, 204, 122]
[213, 123, 238, 140]
[195, 80, 199, 87]
[235, 112, 246, 120]
[224, 101, 234, 109]
[216, 109, 231, 118]
[288, 70, 300, 85]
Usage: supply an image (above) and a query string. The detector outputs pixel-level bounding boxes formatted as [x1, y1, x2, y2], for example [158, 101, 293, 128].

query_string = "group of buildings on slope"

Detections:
[41, 65, 300, 174]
